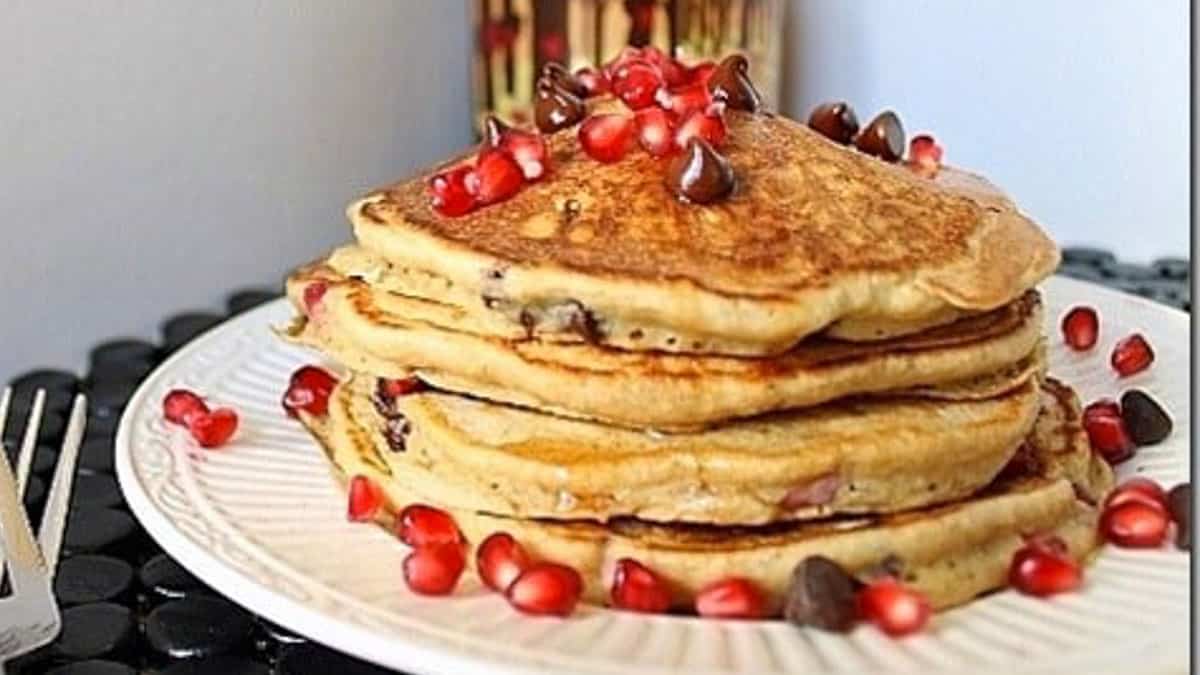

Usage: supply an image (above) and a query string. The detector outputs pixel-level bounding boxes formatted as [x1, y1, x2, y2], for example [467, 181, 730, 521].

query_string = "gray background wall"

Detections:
[0, 1, 1188, 382]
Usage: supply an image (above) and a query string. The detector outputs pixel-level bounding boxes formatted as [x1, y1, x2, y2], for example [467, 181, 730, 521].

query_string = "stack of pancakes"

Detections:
[282, 109, 1112, 611]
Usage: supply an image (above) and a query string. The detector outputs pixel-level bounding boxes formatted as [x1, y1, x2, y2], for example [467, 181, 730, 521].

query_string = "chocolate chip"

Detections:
[534, 78, 586, 133]
[481, 114, 512, 149]
[1167, 483, 1191, 550]
[784, 556, 859, 632]
[541, 62, 589, 99]
[807, 101, 859, 144]
[384, 415, 411, 453]
[563, 300, 603, 343]
[372, 380, 395, 417]
[1120, 390, 1173, 445]
[666, 138, 736, 204]
[854, 110, 905, 161]
[706, 54, 762, 113]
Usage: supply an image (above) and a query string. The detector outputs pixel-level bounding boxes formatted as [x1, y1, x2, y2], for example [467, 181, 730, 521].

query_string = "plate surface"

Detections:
[116, 276, 1191, 675]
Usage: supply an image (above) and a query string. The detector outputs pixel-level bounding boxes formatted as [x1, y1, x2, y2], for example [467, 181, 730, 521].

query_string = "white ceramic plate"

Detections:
[116, 275, 1191, 675]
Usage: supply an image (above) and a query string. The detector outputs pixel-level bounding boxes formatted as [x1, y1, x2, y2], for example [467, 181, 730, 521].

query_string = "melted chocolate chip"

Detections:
[1167, 483, 1191, 550]
[854, 110, 905, 161]
[384, 415, 411, 453]
[541, 62, 589, 99]
[372, 380, 396, 417]
[706, 54, 762, 112]
[807, 101, 860, 144]
[784, 556, 860, 632]
[1120, 389, 1173, 445]
[666, 138, 736, 204]
[563, 300, 603, 343]
[561, 198, 582, 223]
[534, 78, 586, 133]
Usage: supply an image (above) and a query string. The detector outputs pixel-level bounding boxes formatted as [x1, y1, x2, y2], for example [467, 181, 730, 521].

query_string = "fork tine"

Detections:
[0, 387, 10, 443]
[0, 391, 46, 585]
[37, 394, 87, 576]
[13, 390, 45, 501]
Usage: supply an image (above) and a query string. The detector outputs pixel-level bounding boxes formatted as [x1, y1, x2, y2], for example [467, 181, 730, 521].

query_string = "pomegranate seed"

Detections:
[634, 108, 678, 158]
[1009, 537, 1082, 596]
[163, 389, 209, 427]
[1101, 499, 1169, 548]
[694, 578, 765, 619]
[857, 578, 931, 637]
[1083, 411, 1135, 465]
[574, 66, 610, 96]
[506, 563, 584, 617]
[686, 61, 717, 86]
[578, 114, 634, 163]
[1023, 532, 1071, 557]
[674, 104, 727, 150]
[476, 532, 531, 593]
[403, 543, 466, 596]
[428, 165, 476, 217]
[487, 126, 550, 182]
[603, 46, 643, 79]
[282, 366, 338, 418]
[303, 281, 328, 317]
[380, 377, 423, 398]
[1104, 477, 1168, 510]
[655, 83, 712, 117]
[466, 150, 524, 206]
[907, 134, 943, 178]
[611, 558, 672, 614]
[1061, 306, 1099, 350]
[188, 407, 238, 448]
[347, 475, 384, 522]
[612, 61, 664, 110]
[1111, 334, 1155, 377]
[398, 504, 462, 548]
[647, 54, 689, 88]
[1083, 398, 1121, 423]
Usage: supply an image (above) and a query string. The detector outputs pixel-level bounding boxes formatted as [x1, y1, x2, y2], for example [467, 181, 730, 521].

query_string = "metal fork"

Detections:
[0, 388, 87, 672]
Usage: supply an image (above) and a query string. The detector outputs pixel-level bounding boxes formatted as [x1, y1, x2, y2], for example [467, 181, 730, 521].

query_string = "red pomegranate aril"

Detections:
[347, 475, 384, 522]
[674, 104, 727, 150]
[302, 281, 328, 317]
[857, 578, 931, 637]
[694, 578, 765, 619]
[163, 389, 209, 427]
[506, 563, 584, 617]
[1101, 499, 1169, 548]
[655, 83, 712, 117]
[496, 128, 550, 181]
[1009, 538, 1082, 596]
[403, 543, 466, 596]
[611, 558, 672, 614]
[1061, 306, 1099, 350]
[428, 165, 476, 217]
[1111, 334, 1155, 377]
[687, 61, 717, 87]
[1083, 411, 1135, 465]
[188, 407, 238, 449]
[398, 504, 462, 548]
[603, 46, 643, 79]
[466, 150, 524, 206]
[1083, 398, 1121, 423]
[477, 532, 531, 593]
[380, 377, 423, 398]
[1104, 477, 1168, 510]
[906, 134, 943, 178]
[635, 107, 678, 158]
[282, 366, 338, 418]
[612, 61, 664, 110]
[579, 114, 634, 163]
[574, 66, 610, 96]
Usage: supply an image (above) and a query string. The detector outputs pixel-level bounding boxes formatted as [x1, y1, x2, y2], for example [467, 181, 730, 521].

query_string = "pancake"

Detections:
[334, 373, 1040, 525]
[283, 264, 1045, 430]
[348, 107, 1058, 356]
[300, 377, 1112, 612]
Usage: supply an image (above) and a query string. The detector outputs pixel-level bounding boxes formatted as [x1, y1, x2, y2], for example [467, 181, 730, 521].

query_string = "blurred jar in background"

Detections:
[472, 0, 783, 129]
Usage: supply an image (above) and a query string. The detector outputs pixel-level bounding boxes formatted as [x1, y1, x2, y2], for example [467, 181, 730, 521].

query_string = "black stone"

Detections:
[162, 313, 224, 352]
[63, 508, 136, 556]
[783, 556, 860, 632]
[160, 655, 271, 675]
[46, 660, 137, 675]
[5, 411, 66, 446]
[71, 473, 124, 509]
[89, 338, 160, 369]
[1057, 264, 1106, 283]
[87, 359, 156, 386]
[11, 368, 80, 395]
[1061, 247, 1116, 267]
[140, 553, 208, 600]
[145, 597, 256, 659]
[1100, 261, 1159, 281]
[1167, 483, 1191, 550]
[54, 555, 135, 606]
[277, 643, 396, 674]
[50, 602, 134, 661]
[1152, 257, 1191, 280]
[4, 442, 57, 475]
[24, 474, 45, 509]
[87, 379, 140, 418]
[84, 413, 119, 443]
[227, 289, 279, 315]
[79, 437, 116, 474]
